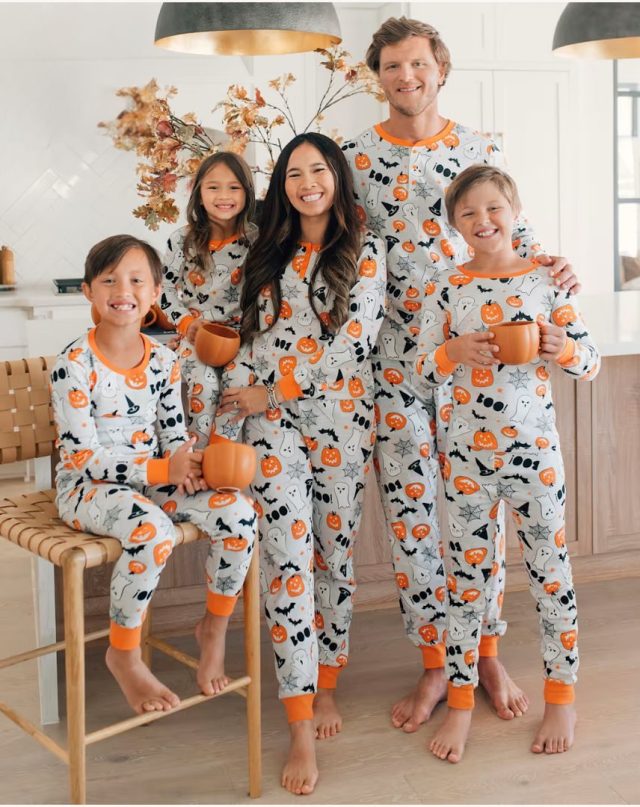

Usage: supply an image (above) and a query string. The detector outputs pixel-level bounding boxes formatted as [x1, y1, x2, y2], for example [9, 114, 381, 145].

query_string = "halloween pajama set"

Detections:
[214, 234, 387, 722]
[343, 121, 542, 667]
[161, 225, 256, 448]
[51, 330, 257, 650]
[412, 261, 600, 708]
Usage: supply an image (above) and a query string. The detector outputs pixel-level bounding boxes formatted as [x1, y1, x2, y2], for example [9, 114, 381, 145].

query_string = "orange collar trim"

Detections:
[457, 259, 539, 280]
[374, 119, 455, 148]
[298, 241, 322, 252]
[88, 328, 151, 376]
[208, 233, 240, 251]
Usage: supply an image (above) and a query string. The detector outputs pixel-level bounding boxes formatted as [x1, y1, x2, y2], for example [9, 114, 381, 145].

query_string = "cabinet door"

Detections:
[493, 70, 571, 255]
[438, 70, 494, 134]
[592, 356, 640, 553]
[494, 3, 565, 64]
[408, 3, 496, 62]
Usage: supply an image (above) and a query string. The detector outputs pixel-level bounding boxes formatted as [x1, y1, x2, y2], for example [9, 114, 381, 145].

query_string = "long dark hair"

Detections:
[183, 151, 255, 272]
[240, 133, 362, 342]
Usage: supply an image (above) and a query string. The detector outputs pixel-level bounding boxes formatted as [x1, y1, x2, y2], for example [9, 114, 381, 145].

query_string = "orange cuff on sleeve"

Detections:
[435, 343, 458, 376]
[110, 622, 142, 651]
[318, 663, 343, 690]
[478, 635, 499, 657]
[277, 373, 303, 401]
[448, 682, 475, 710]
[421, 643, 446, 669]
[177, 314, 196, 336]
[282, 694, 315, 723]
[206, 591, 238, 617]
[556, 337, 576, 367]
[544, 679, 575, 705]
[147, 458, 170, 485]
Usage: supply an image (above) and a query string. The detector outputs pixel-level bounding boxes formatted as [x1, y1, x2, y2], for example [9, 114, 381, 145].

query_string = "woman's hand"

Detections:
[166, 334, 181, 352]
[217, 385, 273, 423]
[539, 321, 567, 360]
[445, 333, 499, 368]
[185, 319, 205, 344]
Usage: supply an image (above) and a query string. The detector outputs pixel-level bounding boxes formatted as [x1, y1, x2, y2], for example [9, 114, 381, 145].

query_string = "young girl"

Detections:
[413, 165, 599, 762]
[160, 152, 257, 447]
[51, 234, 257, 714]
[214, 133, 386, 795]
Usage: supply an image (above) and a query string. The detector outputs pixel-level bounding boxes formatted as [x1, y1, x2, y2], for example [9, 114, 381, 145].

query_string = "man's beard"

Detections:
[387, 92, 434, 119]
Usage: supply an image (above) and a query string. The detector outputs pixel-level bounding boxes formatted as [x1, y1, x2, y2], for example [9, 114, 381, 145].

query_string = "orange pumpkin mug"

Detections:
[489, 321, 539, 365]
[195, 322, 241, 367]
[202, 436, 257, 492]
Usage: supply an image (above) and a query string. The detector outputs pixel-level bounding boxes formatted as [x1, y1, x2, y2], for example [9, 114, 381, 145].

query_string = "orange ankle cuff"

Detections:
[207, 591, 238, 616]
[317, 664, 342, 689]
[109, 621, 142, 650]
[282, 694, 315, 723]
[544, 679, 575, 705]
[447, 682, 475, 710]
[478, 635, 499, 657]
[421, 643, 446, 669]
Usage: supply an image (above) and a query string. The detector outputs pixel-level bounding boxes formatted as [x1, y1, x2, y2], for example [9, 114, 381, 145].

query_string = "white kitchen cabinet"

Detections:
[0, 288, 91, 362]
[438, 69, 494, 133]
[493, 69, 572, 255]
[439, 66, 572, 256]
[409, 3, 496, 62]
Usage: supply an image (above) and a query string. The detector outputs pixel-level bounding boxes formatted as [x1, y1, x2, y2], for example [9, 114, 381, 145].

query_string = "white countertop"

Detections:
[579, 292, 640, 357]
[0, 284, 89, 309]
[1, 285, 639, 358]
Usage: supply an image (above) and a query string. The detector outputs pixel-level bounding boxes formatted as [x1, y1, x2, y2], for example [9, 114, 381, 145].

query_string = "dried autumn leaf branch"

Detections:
[99, 48, 384, 230]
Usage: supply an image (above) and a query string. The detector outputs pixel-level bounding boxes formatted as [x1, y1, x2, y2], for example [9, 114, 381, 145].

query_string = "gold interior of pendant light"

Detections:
[155, 28, 341, 56]
[554, 35, 640, 59]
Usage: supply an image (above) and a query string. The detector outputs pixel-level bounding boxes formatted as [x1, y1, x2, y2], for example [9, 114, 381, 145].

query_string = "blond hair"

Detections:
[445, 165, 522, 224]
[366, 16, 451, 85]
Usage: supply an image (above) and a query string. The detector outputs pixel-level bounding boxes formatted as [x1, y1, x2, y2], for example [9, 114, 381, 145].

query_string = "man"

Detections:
[339, 16, 579, 742]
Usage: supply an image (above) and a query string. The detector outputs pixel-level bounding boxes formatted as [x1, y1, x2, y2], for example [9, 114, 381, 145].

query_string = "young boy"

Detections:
[412, 165, 599, 761]
[51, 234, 257, 714]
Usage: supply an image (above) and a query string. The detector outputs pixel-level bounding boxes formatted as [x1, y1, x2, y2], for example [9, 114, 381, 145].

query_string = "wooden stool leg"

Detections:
[63, 550, 86, 805]
[243, 549, 262, 798]
[141, 608, 152, 669]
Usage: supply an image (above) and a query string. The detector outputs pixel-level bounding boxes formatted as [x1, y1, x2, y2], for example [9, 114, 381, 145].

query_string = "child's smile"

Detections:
[83, 247, 160, 327]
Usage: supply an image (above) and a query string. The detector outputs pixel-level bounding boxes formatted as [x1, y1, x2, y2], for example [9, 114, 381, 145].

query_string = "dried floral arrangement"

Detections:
[99, 47, 384, 230]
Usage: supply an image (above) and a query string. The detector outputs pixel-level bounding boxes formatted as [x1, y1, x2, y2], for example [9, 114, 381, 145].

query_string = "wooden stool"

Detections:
[0, 356, 261, 803]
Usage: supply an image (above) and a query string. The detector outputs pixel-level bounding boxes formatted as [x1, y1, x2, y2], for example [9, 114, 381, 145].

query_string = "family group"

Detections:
[51, 16, 599, 796]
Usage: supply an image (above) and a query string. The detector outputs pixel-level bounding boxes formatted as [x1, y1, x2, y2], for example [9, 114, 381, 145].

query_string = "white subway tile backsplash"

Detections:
[0, 4, 385, 287]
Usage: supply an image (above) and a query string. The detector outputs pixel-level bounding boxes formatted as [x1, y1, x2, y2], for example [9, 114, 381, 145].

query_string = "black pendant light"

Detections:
[553, 3, 640, 58]
[155, 2, 342, 56]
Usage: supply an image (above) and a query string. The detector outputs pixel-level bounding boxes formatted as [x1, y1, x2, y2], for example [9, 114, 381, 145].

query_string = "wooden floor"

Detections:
[1, 528, 639, 804]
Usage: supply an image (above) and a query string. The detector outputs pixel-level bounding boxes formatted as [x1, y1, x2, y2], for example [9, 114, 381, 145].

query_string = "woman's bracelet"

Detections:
[265, 381, 279, 410]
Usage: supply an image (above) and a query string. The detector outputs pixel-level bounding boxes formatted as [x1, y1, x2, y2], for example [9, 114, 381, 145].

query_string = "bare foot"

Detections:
[531, 703, 576, 754]
[195, 611, 231, 696]
[282, 720, 319, 796]
[429, 708, 473, 764]
[105, 645, 180, 715]
[478, 656, 529, 719]
[314, 688, 342, 739]
[390, 668, 448, 732]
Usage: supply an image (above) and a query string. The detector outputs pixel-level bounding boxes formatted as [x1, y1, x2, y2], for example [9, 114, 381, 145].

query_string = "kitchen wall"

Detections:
[0, 2, 614, 294]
